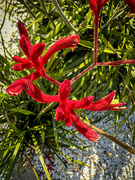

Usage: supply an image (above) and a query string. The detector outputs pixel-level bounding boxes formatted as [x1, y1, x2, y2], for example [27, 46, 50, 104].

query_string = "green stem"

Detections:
[52, 0, 77, 32]
[39, 0, 56, 29]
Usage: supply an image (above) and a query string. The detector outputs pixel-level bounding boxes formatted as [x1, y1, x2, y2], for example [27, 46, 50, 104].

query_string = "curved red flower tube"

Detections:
[24, 79, 125, 142]
[6, 21, 80, 96]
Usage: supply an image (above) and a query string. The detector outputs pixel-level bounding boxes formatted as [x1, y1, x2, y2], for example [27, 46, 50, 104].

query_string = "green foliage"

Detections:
[0, 0, 135, 179]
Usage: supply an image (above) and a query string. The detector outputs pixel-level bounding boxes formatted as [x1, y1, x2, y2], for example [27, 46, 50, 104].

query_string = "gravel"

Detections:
[27, 110, 135, 180]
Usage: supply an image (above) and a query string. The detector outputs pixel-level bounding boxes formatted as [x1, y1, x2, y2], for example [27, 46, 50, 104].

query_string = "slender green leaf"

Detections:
[52, 0, 77, 32]
[5, 134, 24, 180]
[31, 133, 51, 180]
[9, 108, 36, 115]
[4, 112, 21, 135]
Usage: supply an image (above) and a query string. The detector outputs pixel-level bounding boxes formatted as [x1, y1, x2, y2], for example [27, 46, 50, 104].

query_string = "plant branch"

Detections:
[41, 66, 61, 86]
[70, 63, 96, 84]
[100, 2, 126, 31]
[70, 15, 99, 84]
[0, 0, 7, 31]
[79, 117, 135, 155]
[73, 162, 87, 180]
[96, 60, 135, 66]
[70, 59, 135, 84]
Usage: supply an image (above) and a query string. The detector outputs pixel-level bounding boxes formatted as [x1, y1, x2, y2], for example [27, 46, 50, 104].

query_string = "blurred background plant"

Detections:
[0, 0, 135, 179]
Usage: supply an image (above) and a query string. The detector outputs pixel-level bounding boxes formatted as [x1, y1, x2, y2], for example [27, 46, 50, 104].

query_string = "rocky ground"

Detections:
[18, 110, 134, 180]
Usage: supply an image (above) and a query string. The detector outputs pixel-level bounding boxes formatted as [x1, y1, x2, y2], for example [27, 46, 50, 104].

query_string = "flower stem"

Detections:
[96, 60, 135, 66]
[80, 117, 135, 154]
[42, 66, 61, 86]
[70, 63, 96, 84]
[70, 16, 99, 84]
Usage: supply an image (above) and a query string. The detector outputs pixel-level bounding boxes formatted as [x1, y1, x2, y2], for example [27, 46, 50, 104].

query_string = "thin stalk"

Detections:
[70, 58, 135, 84]
[80, 117, 135, 154]
[100, 1, 126, 31]
[18, 0, 44, 31]
[73, 162, 87, 180]
[39, 0, 56, 29]
[70, 63, 96, 84]
[0, 33, 7, 59]
[41, 66, 61, 86]
[52, 0, 77, 32]
[96, 60, 135, 66]
[0, 0, 7, 31]
[70, 15, 99, 84]
[43, 73, 61, 86]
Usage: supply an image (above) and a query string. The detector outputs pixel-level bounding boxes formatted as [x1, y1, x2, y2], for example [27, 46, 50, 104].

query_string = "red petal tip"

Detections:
[18, 21, 29, 39]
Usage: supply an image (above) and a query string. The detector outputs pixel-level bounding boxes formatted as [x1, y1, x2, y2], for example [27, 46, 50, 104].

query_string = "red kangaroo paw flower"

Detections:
[99, 91, 116, 104]
[6, 77, 28, 96]
[55, 104, 73, 127]
[124, 0, 135, 14]
[71, 114, 100, 142]
[11, 22, 79, 87]
[105, 103, 126, 111]
[56, 103, 72, 127]
[89, 0, 109, 18]
[84, 91, 126, 111]
[25, 79, 125, 142]
[30, 43, 45, 69]
[19, 35, 31, 59]
[13, 62, 33, 71]
[59, 79, 71, 102]
[41, 34, 80, 65]
[25, 80, 60, 103]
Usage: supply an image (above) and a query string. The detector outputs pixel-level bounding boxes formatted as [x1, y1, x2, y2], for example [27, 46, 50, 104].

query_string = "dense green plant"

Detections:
[0, 0, 135, 179]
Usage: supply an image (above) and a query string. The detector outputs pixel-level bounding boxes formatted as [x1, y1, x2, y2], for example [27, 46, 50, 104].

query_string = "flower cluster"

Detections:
[6, 21, 80, 96]
[7, 1, 129, 142]
[24, 79, 125, 142]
